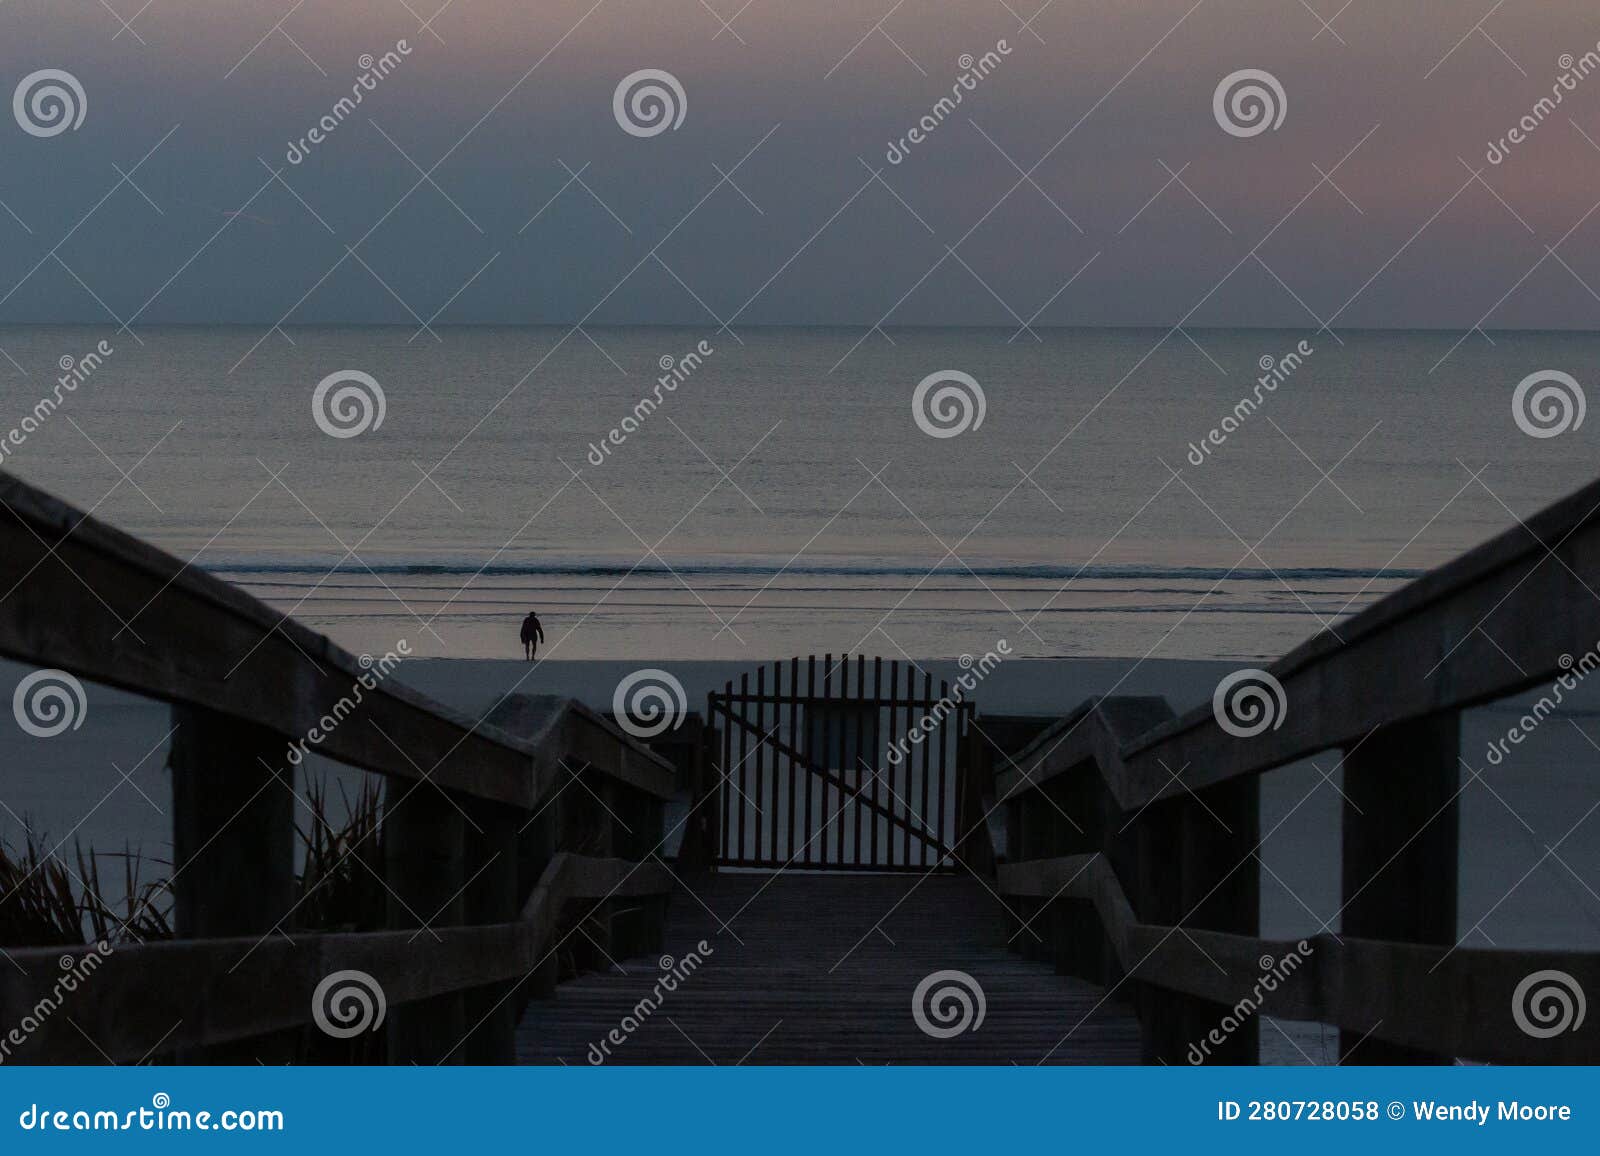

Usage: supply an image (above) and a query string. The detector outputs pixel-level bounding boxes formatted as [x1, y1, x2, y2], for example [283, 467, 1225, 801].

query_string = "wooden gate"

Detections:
[707, 655, 975, 871]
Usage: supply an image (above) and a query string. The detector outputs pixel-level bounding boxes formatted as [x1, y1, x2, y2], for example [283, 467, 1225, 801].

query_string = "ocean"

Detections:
[2, 323, 1594, 662]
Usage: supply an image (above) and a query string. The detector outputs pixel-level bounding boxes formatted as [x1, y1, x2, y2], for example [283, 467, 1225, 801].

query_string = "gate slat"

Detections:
[871, 656, 883, 867]
[921, 669, 934, 868]
[755, 664, 767, 863]
[788, 657, 799, 863]
[806, 656, 817, 866]
[738, 671, 749, 863]
[721, 681, 733, 862]
[937, 684, 952, 868]
[902, 663, 915, 866]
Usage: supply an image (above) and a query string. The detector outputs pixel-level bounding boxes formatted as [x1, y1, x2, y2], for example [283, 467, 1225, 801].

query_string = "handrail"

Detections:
[991, 474, 1600, 1065]
[997, 474, 1600, 809]
[0, 471, 681, 1064]
[0, 472, 673, 808]
[999, 854, 1600, 1065]
[0, 853, 673, 1064]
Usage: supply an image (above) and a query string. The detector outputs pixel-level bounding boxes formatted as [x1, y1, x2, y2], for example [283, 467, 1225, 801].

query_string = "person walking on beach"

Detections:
[519, 609, 544, 661]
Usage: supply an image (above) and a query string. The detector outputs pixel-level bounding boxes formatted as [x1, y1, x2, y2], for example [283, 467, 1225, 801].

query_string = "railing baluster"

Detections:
[169, 705, 295, 1062]
[384, 778, 467, 1064]
[462, 798, 520, 1063]
[1339, 713, 1460, 1064]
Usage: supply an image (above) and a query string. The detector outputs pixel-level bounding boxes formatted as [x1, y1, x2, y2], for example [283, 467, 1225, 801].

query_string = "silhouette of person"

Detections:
[519, 610, 544, 661]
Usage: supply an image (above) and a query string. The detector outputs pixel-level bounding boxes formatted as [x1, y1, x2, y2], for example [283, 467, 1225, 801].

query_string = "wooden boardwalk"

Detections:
[516, 872, 1141, 1064]
[7, 467, 1600, 1065]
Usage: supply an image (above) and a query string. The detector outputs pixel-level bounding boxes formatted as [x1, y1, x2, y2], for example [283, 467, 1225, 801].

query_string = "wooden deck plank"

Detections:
[516, 873, 1141, 1064]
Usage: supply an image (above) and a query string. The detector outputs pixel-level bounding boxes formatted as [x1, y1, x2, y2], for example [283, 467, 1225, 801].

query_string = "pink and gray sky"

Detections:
[2, 0, 1598, 328]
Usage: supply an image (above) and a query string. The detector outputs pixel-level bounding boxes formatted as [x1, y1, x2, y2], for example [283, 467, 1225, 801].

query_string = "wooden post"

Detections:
[385, 780, 467, 1064]
[577, 766, 616, 974]
[1132, 798, 1187, 1063]
[169, 705, 295, 1062]
[1340, 713, 1460, 1063]
[520, 795, 560, 1000]
[462, 798, 519, 1063]
[1178, 776, 1260, 1064]
[1018, 789, 1050, 961]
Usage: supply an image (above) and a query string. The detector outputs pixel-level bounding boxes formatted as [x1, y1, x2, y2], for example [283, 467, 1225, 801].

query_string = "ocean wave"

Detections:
[205, 557, 1423, 582]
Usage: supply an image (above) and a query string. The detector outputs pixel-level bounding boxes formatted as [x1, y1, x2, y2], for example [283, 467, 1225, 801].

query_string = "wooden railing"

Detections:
[0, 472, 679, 1064]
[993, 475, 1600, 1065]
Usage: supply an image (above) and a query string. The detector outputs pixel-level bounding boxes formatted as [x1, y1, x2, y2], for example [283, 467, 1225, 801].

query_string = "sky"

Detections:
[1, 0, 1598, 328]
